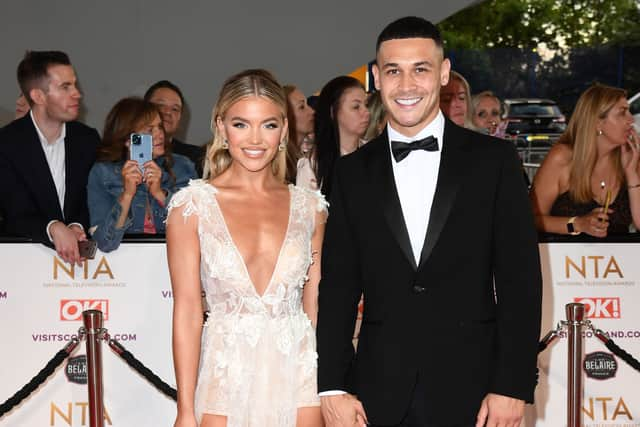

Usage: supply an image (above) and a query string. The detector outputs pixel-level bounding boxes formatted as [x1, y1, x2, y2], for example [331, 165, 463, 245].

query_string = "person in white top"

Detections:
[0, 51, 99, 265]
[316, 16, 542, 427]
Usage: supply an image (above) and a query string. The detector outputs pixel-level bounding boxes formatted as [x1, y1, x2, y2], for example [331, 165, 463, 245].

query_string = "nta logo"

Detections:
[573, 297, 620, 319]
[565, 255, 623, 279]
[53, 256, 114, 280]
[60, 299, 109, 321]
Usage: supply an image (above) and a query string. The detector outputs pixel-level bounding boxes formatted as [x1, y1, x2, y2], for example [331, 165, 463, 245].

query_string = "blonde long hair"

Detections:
[203, 69, 288, 181]
[558, 84, 627, 203]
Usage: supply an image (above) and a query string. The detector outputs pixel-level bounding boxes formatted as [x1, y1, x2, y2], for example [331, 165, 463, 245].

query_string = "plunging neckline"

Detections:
[208, 182, 294, 298]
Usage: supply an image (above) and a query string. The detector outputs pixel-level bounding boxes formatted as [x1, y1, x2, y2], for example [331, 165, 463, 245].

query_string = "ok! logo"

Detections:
[60, 299, 109, 321]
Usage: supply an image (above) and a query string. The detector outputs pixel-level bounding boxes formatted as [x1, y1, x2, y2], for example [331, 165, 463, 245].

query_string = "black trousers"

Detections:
[370, 374, 475, 427]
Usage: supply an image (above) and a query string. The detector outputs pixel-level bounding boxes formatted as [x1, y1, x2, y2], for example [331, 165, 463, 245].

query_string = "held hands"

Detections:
[173, 413, 198, 427]
[574, 208, 613, 237]
[50, 221, 84, 266]
[475, 393, 525, 427]
[321, 394, 368, 427]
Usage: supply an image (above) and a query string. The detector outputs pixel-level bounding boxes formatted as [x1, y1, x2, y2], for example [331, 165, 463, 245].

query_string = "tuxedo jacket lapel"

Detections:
[367, 133, 417, 270]
[418, 120, 472, 267]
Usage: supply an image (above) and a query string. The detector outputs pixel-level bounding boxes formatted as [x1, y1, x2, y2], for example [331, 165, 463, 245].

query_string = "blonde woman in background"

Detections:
[530, 83, 640, 236]
[440, 70, 473, 128]
[471, 91, 506, 138]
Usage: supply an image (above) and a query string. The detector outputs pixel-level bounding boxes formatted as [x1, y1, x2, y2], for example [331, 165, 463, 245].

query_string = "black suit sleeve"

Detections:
[316, 161, 363, 392]
[0, 148, 54, 243]
[490, 142, 542, 402]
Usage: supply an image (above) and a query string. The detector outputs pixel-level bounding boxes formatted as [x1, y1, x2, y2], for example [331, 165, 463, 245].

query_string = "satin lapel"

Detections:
[367, 132, 417, 270]
[418, 120, 471, 268]
[20, 118, 64, 219]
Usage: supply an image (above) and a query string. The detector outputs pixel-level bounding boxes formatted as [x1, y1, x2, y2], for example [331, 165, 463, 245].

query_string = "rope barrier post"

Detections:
[82, 310, 105, 427]
[566, 303, 585, 427]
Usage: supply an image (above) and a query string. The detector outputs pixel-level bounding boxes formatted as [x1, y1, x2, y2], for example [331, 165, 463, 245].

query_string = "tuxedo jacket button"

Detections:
[412, 284, 426, 293]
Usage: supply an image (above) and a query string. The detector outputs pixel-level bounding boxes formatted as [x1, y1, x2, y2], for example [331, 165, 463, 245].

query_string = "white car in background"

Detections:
[630, 92, 640, 131]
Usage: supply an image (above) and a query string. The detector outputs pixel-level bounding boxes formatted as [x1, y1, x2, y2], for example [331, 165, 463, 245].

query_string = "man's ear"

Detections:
[440, 58, 451, 87]
[372, 63, 381, 91]
[29, 88, 45, 106]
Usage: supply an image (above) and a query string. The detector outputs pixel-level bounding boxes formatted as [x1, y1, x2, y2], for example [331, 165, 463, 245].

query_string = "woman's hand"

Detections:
[621, 128, 640, 182]
[574, 207, 613, 238]
[143, 160, 166, 203]
[121, 160, 142, 197]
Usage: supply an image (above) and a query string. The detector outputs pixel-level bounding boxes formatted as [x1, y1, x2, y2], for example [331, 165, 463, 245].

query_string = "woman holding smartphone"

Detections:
[87, 97, 196, 252]
[166, 69, 326, 427]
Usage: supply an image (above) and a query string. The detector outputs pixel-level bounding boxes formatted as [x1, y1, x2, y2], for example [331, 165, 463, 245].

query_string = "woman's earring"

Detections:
[278, 141, 286, 152]
[597, 129, 603, 136]
[222, 139, 229, 149]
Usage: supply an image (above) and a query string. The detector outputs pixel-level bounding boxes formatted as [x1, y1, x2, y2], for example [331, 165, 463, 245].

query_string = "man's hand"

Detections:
[321, 393, 368, 427]
[50, 221, 83, 266]
[476, 393, 525, 427]
[68, 223, 87, 242]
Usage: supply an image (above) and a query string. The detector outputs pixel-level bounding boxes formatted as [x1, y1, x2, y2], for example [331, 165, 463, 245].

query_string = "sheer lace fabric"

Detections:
[168, 179, 328, 427]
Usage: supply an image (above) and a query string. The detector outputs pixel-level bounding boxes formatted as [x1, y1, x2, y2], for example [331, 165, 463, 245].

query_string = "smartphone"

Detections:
[78, 240, 97, 260]
[130, 133, 153, 171]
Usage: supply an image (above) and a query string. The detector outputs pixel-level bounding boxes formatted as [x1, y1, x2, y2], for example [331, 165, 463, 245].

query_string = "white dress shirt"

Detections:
[388, 110, 445, 264]
[31, 110, 66, 211]
[29, 111, 82, 241]
[319, 111, 445, 397]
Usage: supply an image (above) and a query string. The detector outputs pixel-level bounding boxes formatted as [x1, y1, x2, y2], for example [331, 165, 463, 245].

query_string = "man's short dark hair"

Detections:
[17, 50, 71, 106]
[144, 80, 185, 106]
[376, 16, 443, 53]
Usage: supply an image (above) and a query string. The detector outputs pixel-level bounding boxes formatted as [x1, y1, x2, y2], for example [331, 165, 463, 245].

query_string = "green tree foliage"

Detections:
[440, 0, 640, 50]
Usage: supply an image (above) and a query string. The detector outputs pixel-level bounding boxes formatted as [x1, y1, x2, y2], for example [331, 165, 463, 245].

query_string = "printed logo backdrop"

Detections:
[524, 243, 640, 427]
[0, 243, 175, 426]
[1, 243, 639, 426]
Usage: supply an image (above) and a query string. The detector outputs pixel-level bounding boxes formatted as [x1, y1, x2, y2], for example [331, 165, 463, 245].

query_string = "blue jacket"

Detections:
[87, 154, 196, 252]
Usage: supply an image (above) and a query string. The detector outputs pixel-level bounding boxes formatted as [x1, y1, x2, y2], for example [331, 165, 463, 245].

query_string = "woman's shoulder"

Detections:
[167, 179, 217, 214]
[292, 184, 328, 214]
[544, 143, 573, 167]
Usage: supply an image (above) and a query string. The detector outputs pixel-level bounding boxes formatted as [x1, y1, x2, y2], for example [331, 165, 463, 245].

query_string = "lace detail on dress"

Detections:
[171, 181, 323, 426]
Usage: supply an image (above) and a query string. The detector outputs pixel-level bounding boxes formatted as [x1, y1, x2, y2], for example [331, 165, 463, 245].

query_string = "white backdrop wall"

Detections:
[0, 0, 478, 144]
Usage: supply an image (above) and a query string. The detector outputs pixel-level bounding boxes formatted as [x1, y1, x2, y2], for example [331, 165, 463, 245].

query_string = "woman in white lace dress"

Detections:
[167, 69, 327, 427]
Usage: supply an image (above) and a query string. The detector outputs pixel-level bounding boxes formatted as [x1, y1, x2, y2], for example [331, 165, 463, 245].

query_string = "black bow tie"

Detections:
[391, 136, 439, 162]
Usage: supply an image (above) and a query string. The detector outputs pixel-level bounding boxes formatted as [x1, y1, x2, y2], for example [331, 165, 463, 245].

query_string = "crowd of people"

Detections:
[0, 13, 639, 427]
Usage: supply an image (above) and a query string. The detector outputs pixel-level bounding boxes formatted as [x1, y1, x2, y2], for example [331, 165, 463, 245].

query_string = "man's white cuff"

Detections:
[318, 390, 347, 397]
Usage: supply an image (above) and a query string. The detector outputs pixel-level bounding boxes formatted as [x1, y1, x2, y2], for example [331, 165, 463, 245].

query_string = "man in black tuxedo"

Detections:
[317, 17, 542, 427]
[0, 51, 99, 265]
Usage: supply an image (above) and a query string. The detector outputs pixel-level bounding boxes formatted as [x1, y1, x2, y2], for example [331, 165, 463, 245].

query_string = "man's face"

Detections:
[373, 37, 450, 137]
[148, 87, 183, 138]
[33, 64, 81, 123]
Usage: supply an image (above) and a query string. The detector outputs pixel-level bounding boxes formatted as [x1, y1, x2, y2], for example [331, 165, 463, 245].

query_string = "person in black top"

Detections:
[144, 80, 204, 176]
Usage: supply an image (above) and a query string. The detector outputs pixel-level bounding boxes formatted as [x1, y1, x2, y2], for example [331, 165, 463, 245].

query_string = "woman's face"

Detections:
[473, 96, 502, 134]
[599, 97, 634, 146]
[336, 87, 370, 139]
[440, 79, 467, 126]
[15, 94, 29, 119]
[216, 96, 287, 174]
[134, 113, 165, 158]
[288, 88, 314, 138]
